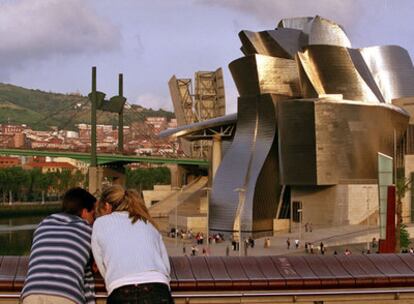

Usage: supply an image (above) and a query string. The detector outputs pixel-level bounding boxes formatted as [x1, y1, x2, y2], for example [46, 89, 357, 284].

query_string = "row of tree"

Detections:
[0, 166, 171, 203]
[0, 167, 85, 203]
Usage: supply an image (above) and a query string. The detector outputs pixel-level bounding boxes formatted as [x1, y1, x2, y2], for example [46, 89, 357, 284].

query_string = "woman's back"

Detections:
[92, 212, 170, 295]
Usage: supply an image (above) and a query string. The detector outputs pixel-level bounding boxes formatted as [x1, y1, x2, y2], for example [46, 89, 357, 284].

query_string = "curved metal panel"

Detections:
[210, 94, 282, 236]
[297, 45, 382, 103]
[277, 16, 313, 33]
[229, 54, 301, 98]
[278, 98, 409, 185]
[309, 16, 351, 47]
[360, 45, 414, 103]
[160, 113, 237, 140]
[239, 29, 306, 59]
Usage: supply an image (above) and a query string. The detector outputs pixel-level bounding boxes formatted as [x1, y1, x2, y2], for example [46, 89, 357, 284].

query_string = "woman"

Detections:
[92, 185, 173, 304]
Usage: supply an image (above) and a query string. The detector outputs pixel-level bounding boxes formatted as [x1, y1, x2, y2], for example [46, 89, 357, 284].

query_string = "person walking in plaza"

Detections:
[92, 185, 173, 304]
[295, 239, 300, 249]
[286, 238, 291, 250]
[320, 241, 324, 253]
[21, 187, 97, 304]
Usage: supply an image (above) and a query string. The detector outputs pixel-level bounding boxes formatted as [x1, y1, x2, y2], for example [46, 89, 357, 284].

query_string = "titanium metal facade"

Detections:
[209, 15, 412, 237]
[163, 16, 414, 237]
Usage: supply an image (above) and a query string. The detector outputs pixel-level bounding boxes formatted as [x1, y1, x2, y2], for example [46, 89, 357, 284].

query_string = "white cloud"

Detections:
[0, 0, 121, 78]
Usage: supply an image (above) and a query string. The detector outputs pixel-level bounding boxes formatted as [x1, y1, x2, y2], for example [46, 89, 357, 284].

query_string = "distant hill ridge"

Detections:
[0, 83, 174, 131]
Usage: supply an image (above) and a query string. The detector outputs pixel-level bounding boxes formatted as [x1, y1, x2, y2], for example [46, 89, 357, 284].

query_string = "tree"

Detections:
[400, 224, 411, 250]
[125, 167, 170, 191]
[395, 177, 411, 252]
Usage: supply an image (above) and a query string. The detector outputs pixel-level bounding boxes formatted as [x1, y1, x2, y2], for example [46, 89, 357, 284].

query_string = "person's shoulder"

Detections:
[94, 212, 122, 226]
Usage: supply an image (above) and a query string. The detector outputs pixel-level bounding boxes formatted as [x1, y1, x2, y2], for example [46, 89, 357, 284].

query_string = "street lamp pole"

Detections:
[362, 186, 371, 250]
[202, 187, 212, 252]
[234, 187, 246, 257]
[172, 186, 181, 247]
[298, 209, 302, 246]
[289, 199, 293, 233]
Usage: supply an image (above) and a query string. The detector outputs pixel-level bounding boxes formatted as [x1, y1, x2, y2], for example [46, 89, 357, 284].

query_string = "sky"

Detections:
[0, 0, 412, 114]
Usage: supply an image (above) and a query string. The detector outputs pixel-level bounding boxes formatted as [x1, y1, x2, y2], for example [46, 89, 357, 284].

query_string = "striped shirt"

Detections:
[21, 213, 95, 304]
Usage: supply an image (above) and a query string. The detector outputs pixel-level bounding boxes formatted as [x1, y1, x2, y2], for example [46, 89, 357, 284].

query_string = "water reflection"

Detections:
[0, 216, 43, 255]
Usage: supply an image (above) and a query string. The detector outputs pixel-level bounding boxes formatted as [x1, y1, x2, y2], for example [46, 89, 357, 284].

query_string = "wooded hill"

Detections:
[0, 83, 174, 130]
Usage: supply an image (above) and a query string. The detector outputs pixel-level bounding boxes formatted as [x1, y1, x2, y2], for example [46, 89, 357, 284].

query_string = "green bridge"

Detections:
[0, 148, 208, 166]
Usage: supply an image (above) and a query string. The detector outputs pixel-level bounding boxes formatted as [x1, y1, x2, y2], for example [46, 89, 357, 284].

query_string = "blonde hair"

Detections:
[100, 185, 158, 229]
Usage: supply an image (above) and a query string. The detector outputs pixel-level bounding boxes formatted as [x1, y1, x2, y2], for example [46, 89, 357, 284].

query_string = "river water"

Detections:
[0, 216, 42, 255]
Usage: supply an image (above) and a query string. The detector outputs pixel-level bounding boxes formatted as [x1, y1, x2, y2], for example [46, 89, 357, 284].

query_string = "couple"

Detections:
[21, 185, 173, 304]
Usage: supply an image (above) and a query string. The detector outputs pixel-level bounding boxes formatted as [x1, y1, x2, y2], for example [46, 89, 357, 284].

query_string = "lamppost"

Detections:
[362, 185, 372, 250]
[172, 186, 181, 247]
[234, 187, 246, 257]
[298, 208, 303, 246]
[202, 187, 212, 252]
[289, 200, 293, 233]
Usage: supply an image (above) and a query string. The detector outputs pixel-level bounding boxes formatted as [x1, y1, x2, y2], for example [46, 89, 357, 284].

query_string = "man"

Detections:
[21, 187, 96, 304]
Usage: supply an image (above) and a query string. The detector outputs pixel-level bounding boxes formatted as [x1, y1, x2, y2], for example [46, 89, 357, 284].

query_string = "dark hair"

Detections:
[62, 187, 96, 216]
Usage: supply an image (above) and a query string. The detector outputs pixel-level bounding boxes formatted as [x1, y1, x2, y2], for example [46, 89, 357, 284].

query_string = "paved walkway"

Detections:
[164, 223, 414, 256]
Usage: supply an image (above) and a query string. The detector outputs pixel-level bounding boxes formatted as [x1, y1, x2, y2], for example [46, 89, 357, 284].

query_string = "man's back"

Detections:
[21, 213, 93, 304]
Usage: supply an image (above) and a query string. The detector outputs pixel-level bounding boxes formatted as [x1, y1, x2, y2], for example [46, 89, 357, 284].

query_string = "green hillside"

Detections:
[0, 83, 174, 130]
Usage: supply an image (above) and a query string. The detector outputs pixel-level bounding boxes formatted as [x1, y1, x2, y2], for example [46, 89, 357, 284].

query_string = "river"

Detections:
[0, 216, 42, 255]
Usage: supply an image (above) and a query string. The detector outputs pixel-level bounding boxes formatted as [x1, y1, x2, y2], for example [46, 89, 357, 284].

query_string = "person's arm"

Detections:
[91, 222, 106, 278]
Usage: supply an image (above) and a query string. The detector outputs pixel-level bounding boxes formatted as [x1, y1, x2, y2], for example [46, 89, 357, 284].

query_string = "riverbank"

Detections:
[0, 202, 61, 218]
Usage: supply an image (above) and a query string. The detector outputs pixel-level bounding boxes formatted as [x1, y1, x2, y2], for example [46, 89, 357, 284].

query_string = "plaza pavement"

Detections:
[163, 223, 414, 256]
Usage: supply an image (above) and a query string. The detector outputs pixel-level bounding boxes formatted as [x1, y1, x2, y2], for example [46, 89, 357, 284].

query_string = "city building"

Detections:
[145, 117, 167, 135]
[23, 161, 77, 173]
[0, 156, 21, 168]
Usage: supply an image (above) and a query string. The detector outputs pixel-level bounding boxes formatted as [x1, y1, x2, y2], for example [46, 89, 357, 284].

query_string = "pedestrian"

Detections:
[372, 237, 377, 248]
[248, 236, 255, 248]
[202, 247, 207, 255]
[191, 245, 197, 256]
[92, 185, 173, 303]
[183, 245, 186, 255]
[287, 238, 291, 250]
[21, 188, 97, 304]
[295, 239, 299, 249]
[320, 241, 324, 252]
[344, 248, 352, 256]
[310, 243, 314, 254]
[309, 222, 313, 232]
[305, 242, 309, 253]
[333, 250, 338, 255]
[410, 247, 414, 254]
[226, 245, 230, 256]
[305, 222, 309, 232]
